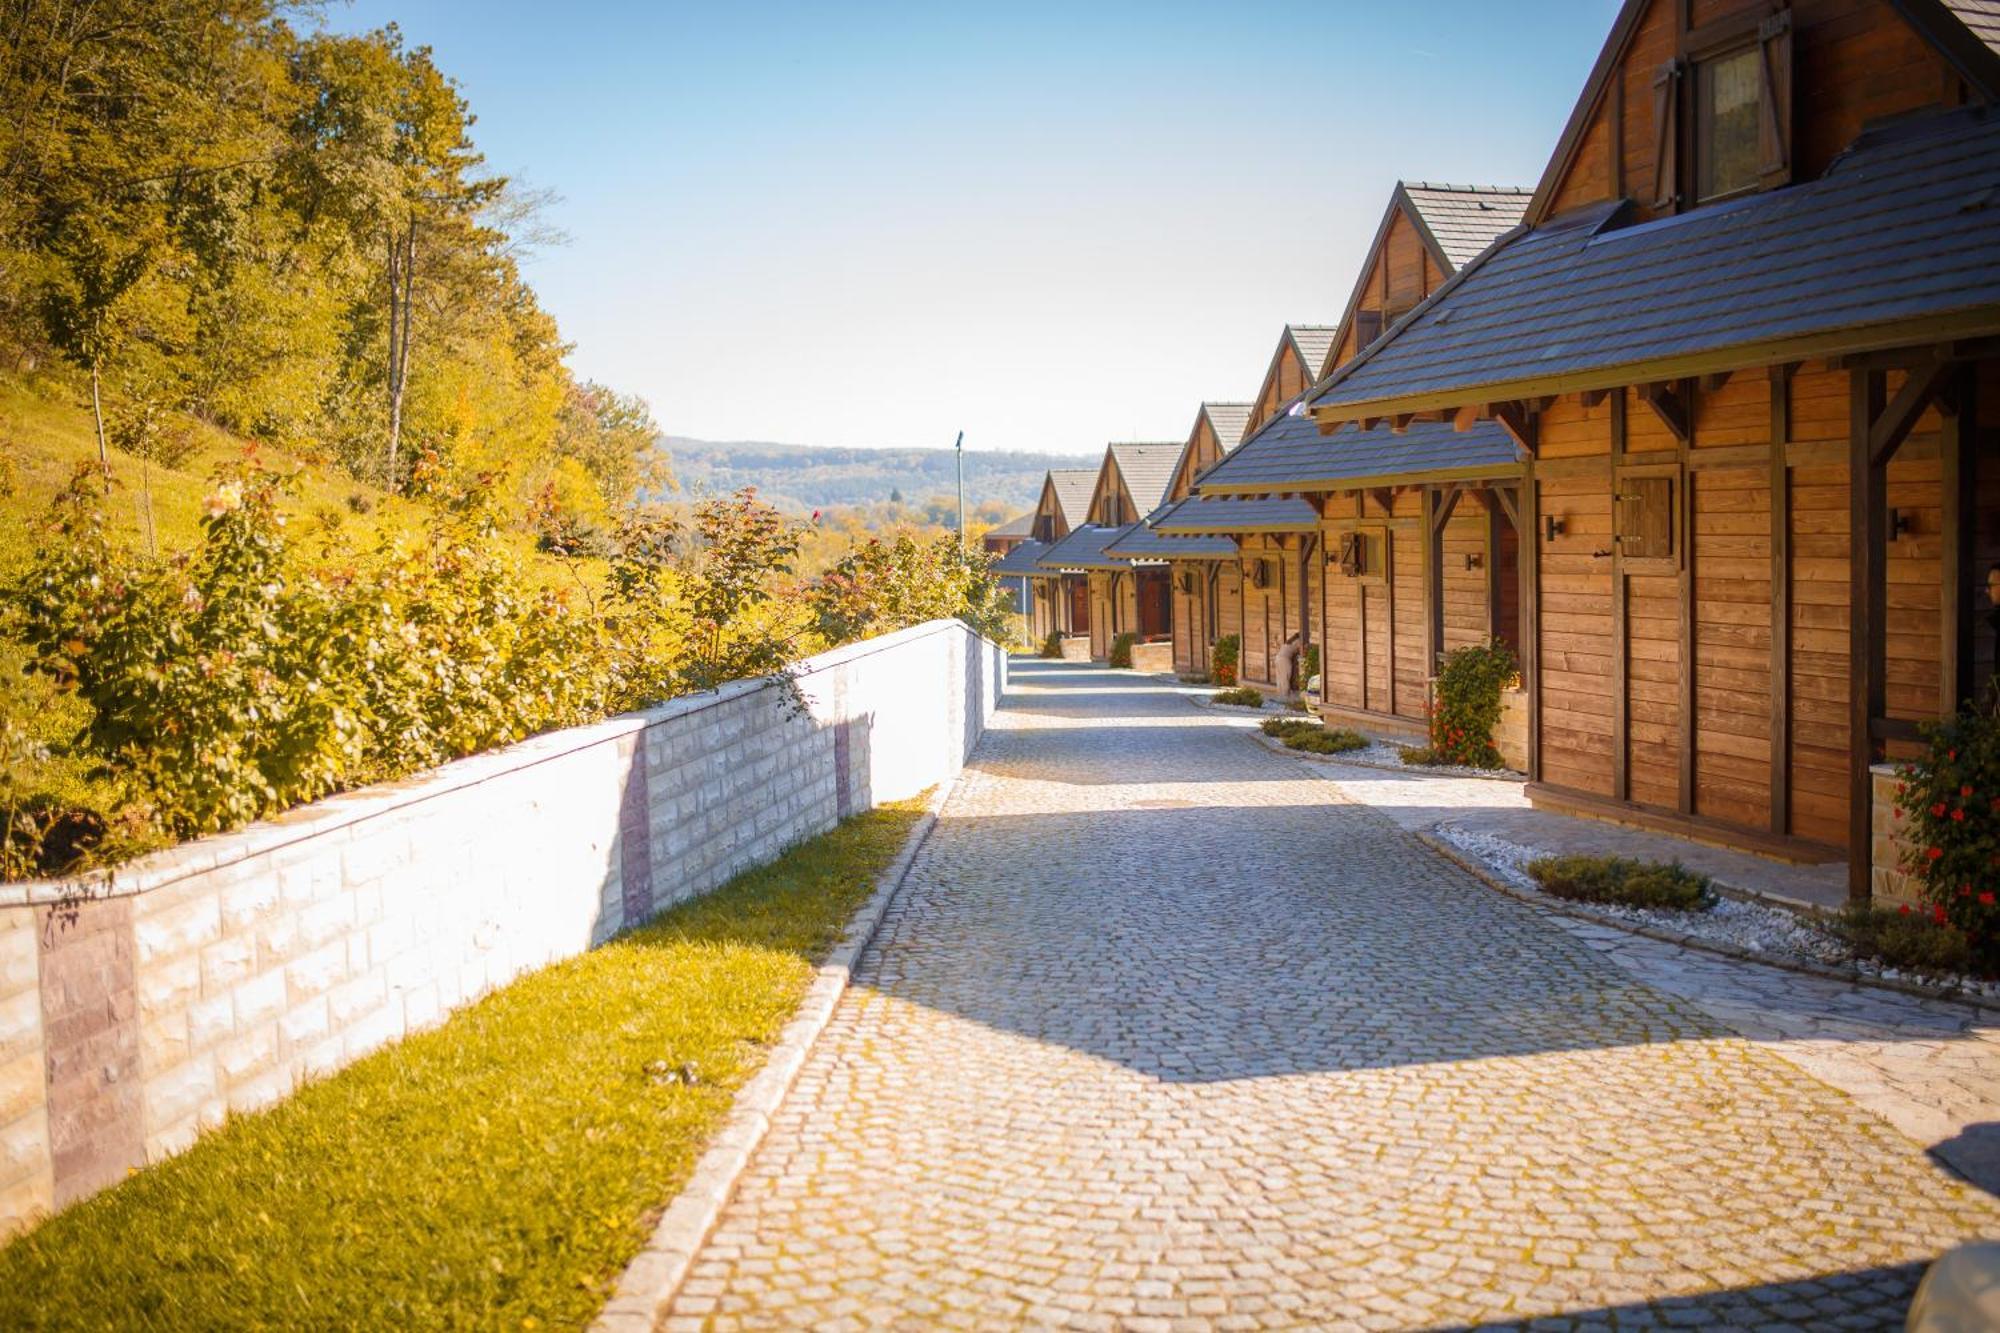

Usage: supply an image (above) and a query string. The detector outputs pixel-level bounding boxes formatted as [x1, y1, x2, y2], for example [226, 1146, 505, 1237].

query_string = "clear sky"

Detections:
[320, 1, 1618, 455]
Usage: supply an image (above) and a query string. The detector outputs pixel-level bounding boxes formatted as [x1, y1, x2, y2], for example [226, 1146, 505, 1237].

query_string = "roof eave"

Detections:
[1308, 306, 2000, 424]
[1198, 460, 1526, 498]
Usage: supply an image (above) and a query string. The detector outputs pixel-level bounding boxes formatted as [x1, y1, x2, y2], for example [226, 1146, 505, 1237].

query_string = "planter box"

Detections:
[1496, 687, 1530, 772]
[1058, 635, 1091, 662]
[1128, 641, 1173, 674]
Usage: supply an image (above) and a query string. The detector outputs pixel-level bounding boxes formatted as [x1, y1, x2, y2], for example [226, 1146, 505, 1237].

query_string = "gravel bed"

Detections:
[1251, 729, 1519, 781]
[1435, 823, 2000, 1000]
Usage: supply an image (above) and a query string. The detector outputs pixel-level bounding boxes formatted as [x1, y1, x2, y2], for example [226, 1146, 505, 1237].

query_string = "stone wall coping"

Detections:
[1, 619, 990, 909]
[1870, 762, 1900, 778]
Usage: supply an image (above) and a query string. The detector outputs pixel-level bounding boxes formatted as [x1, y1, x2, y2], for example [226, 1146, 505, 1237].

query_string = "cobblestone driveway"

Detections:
[665, 662, 2000, 1331]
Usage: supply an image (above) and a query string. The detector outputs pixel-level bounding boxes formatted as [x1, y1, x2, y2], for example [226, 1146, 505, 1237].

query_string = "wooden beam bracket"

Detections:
[1491, 402, 1539, 455]
[1638, 380, 1691, 444]
[1868, 361, 1946, 466]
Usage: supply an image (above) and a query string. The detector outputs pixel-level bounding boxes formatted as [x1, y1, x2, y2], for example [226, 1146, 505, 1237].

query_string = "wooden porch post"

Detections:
[1422, 485, 1441, 678]
[1942, 364, 1977, 713]
[1849, 370, 1887, 905]
[1611, 389, 1631, 805]
[1769, 365, 1793, 838]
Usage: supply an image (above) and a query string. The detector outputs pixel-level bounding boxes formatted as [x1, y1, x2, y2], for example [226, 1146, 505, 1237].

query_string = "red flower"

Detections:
[1937, 906, 1951, 924]
[1983, 893, 1997, 907]
[1933, 803, 1949, 818]
[1962, 885, 1973, 897]
[1964, 785, 1977, 798]
[1954, 809, 1968, 822]
[1929, 846, 1945, 861]
[1900, 904, 1913, 916]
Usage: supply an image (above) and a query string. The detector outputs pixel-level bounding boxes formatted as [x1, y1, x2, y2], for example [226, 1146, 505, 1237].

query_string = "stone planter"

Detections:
[1128, 641, 1173, 674]
[1496, 687, 1530, 773]
[1058, 636, 1091, 662]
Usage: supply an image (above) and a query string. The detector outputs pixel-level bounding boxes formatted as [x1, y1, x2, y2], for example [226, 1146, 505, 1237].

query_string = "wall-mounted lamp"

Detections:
[1891, 508, 1915, 538]
[1543, 515, 1565, 543]
[1464, 552, 1484, 571]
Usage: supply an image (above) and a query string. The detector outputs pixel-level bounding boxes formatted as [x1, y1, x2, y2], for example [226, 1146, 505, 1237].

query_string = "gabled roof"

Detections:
[1036, 524, 1134, 572]
[1402, 183, 1533, 269]
[1102, 504, 1239, 560]
[1311, 108, 2000, 420]
[1105, 443, 1182, 514]
[1048, 468, 1097, 529]
[1287, 325, 1339, 376]
[990, 538, 1050, 575]
[985, 511, 1033, 539]
[1199, 386, 1520, 494]
[1202, 403, 1253, 452]
[1152, 495, 1320, 535]
[1942, 0, 2000, 55]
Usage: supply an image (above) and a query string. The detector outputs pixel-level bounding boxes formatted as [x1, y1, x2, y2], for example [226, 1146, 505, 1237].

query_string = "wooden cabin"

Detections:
[1304, 0, 2000, 897]
[1191, 186, 1530, 716]
[1015, 467, 1099, 648]
[981, 511, 1035, 622]
[1106, 403, 1254, 676]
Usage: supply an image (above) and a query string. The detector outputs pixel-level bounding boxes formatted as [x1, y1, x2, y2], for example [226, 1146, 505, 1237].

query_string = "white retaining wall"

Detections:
[0, 619, 1005, 1235]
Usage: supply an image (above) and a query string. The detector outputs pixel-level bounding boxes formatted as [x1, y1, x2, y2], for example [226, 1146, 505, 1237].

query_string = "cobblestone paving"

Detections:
[664, 662, 2000, 1332]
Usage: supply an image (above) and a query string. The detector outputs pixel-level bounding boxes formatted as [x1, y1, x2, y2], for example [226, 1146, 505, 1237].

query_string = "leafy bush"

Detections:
[1284, 727, 1367, 755]
[1040, 631, 1063, 659]
[1398, 745, 1438, 766]
[1891, 697, 2000, 973]
[1526, 854, 1714, 911]
[805, 533, 1013, 649]
[1259, 717, 1320, 739]
[1427, 640, 1519, 768]
[1835, 903, 1978, 978]
[1212, 634, 1240, 687]
[1108, 632, 1135, 668]
[1299, 643, 1320, 692]
[1211, 686, 1262, 708]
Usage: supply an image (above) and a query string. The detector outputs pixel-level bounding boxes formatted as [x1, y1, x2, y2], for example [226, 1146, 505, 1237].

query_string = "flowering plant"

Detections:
[1428, 639, 1517, 768]
[1211, 634, 1239, 687]
[1894, 696, 2000, 971]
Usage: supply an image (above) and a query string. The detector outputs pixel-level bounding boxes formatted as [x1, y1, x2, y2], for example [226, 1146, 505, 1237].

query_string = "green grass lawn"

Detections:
[0, 797, 926, 1331]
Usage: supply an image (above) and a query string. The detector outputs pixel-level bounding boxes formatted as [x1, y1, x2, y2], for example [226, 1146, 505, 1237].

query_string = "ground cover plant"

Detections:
[1834, 903, 1979, 978]
[1284, 726, 1367, 756]
[1526, 854, 1715, 912]
[0, 798, 926, 1330]
[1259, 717, 1320, 739]
[1211, 686, 1262, 708]
[1108, 631, 1135, 668]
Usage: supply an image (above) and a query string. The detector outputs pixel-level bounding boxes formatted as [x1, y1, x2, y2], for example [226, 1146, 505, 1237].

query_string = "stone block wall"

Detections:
[1128, 642, 1173, 674]
[1869, 762, 1922, 907]
[1497, 689, 1530, 773]
[0, 620, 1003, 1236]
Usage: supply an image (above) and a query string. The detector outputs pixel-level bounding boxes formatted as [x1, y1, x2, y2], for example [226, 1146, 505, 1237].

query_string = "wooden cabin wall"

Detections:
[1440, 507, 1493, 655]
[1088, 573, 1112, 660]
[1785, 365, 1853, 845]
[1535, 395, 1618, 798]
[1977, 361, 2000, 690]
[1170, 562, 1213, 676]
[1238, 539, 1276, 688]
[1544, 0, 1968, 225]
[1117, 572, 1140, 642]
[1216, 562, 1244, 669]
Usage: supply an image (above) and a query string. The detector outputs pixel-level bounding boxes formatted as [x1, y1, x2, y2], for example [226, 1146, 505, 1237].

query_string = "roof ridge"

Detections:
[1402, 181, 1534, 196]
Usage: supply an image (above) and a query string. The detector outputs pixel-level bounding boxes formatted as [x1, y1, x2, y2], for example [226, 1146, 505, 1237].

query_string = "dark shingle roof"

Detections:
[1403, 183, 1533, 268]
[1103, 505, 1239, 559]
[990, 539, 1050, 575]
[1048, 469, 1097, 528]
[984, 511, 1033, 539]
[1037, 524, 1133, 571]
[1202, 403, 1253, 452]
[1943, 0, 2000, 56]
[1106, 443, 1182, 514]
[1315, 109, 2000, 417]
[1153, 495, 1320, 535]
[1195, 396, 1520, 494]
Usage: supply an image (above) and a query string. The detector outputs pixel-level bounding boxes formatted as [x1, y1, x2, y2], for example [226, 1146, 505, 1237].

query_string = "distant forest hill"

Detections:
[658, 437, 1099, 518]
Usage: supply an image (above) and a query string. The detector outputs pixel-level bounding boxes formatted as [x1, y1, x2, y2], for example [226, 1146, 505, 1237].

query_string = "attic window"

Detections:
[1695, 46, 1761, 200]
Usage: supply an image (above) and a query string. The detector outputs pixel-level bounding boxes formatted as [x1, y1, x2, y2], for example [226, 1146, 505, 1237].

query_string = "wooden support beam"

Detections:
[1390, 414, 1413, 435]
[1432, 484, 1465, 536]
[1868, 360, 1947, 466]
[1699, 370, 1733, 393]
[1492, 403, 1538, 455]
[1769, 365, 1791, 838]
[1369, 488, 1396, 516]
[1422, 486, 1442, 680]
[1524, 462, 1541, 784]
[1942, 364, 1976, 713]
[1489, 484, 1522, 531]
[1638, 380, 1692, 445]
[1452, 403, 1482, 432]
[1611, 389, 1630, 804]
[1579, 387, 1609, 409]
[1849, 370, 1887, 904]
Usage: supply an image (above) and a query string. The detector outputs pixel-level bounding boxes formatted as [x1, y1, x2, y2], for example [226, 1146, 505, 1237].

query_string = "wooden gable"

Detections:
[1329, 198, 1453, 375]
[1248, 335, 1313, 435]
[1086, 447, 1137, 527]
[1535, 0, 1988, 227]
[1167, 411, 1223, 504]
[1031, 475, 1068, 544]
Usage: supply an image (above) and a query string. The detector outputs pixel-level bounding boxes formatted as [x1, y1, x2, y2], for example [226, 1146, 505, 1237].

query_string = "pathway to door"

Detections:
[663, 661, 2000, 1331]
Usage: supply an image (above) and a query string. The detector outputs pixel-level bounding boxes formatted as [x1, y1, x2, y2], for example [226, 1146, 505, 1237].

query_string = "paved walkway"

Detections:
[665, 662, 2000, 1331]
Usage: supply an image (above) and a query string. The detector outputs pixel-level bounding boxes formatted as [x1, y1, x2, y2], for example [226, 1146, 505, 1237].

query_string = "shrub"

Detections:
[1526, 854, 1714, 911]
[1212, 634, 1240, 687]
[1040, 631, 1063, 658]
[1212, 686, 1263, 707]
[1891, 697, 2000, 973]
[1260, 717, 1320, 739]
[1834, 903, 1980, 978]
[1428, 639, 1518, 768]
[1398, 745, 1438, 766]
[805, 532, 1013, 649]
[1299, 643, 1320, 692]
[1285, 727, 1366, 755]
[1108, 631, 1135, 668]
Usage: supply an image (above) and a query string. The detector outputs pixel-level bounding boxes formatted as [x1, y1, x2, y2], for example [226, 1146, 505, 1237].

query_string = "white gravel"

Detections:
[1435, 823, 2000, 1001]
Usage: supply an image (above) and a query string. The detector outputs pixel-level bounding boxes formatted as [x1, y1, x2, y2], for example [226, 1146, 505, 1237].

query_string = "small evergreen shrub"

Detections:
[1260, 717, 1320, 739]
[1212, 634, 1240, 687]
[1211, 686, 1263, 707]
[1834, 904, 1980, 978]
[1040, 631, 1063, 658]
[1891, 696, 2000, 974]
[1108, 631, 1135, 668]
[1526, 854, 1714, 912]
[1285, 727, 1367, 755]
[1398, 745, 1438, 766]
[1428, 639, 1518, 768]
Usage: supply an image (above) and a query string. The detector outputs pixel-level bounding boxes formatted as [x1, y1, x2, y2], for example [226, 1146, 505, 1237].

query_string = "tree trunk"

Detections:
[385, 224, 417, 493]
[89, 361, 108, 477]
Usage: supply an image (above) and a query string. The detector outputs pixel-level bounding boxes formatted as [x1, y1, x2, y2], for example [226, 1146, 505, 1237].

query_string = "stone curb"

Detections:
[1414, 829, 2000, 1017]
[589, 780, 954, 1332]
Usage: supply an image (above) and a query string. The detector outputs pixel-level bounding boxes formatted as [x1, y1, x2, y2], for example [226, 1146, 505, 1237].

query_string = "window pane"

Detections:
[1699, 47, 1761, 200]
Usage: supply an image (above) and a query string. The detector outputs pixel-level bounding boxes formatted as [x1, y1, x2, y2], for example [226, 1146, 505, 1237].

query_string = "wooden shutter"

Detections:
[1651, 59, 1683, 211]
[1618, 476, 1675, 560]
[1356, 309, 1384, 349]
[1757, 10, 1793, 183]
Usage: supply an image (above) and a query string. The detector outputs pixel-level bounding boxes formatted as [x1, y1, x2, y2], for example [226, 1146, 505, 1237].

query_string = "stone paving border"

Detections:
[1417, 827, 2000, 1019]
[590, 780, 954, 1332]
